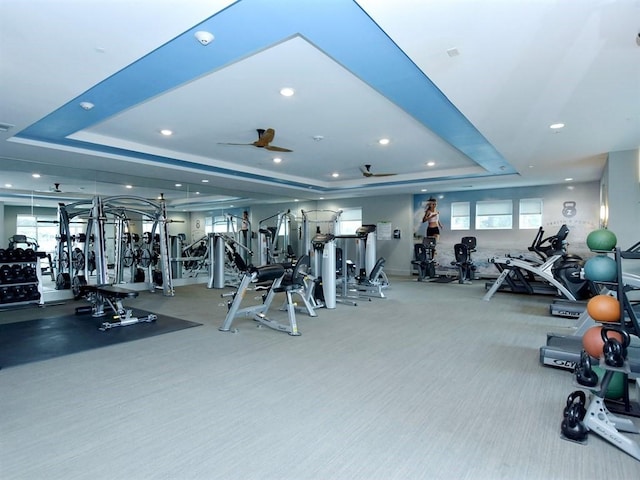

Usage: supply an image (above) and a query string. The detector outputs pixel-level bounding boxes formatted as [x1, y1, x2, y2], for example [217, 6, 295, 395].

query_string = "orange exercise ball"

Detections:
[582, 326, 623, 358]
[586, 295, 620, 323]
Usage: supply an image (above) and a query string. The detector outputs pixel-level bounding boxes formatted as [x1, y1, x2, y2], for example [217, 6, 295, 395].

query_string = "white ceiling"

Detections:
[0, 0, 638, 212]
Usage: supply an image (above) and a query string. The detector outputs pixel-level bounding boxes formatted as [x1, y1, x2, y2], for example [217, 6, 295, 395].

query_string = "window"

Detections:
[519, 198, 543, 229]
[338, 208, 362, 235]
[450, 202, 470, 230]
[212, 215, 229, 233]
[16, 215, 61, 254]
[475, 200, 513, 230]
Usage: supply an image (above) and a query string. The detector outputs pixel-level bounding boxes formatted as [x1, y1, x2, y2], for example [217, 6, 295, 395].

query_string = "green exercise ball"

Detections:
[592, 366, 625, 400]
[583, 255, 617, 282]
[586, 229, 617, 252]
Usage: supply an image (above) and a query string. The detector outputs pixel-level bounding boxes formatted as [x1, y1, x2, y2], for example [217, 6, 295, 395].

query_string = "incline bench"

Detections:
[78, 284, 157, 331]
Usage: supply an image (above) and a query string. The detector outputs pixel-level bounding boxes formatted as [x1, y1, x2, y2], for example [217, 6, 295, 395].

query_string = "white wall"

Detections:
[604, 149, 640, 250]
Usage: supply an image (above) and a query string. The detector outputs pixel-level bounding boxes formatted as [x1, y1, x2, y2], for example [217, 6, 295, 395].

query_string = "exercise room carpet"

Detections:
[0, 310, 201, 368]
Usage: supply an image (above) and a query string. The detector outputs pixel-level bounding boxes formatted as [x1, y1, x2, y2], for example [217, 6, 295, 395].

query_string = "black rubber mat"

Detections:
[0, 310, 201, 368]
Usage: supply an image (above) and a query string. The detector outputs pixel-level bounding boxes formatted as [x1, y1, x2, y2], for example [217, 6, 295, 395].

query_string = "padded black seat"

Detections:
[80, 284, 139, 299]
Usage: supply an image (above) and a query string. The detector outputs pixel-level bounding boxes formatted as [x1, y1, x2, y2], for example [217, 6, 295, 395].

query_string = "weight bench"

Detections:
[219, 263, 305, 336]
[78, 284, 157, 331]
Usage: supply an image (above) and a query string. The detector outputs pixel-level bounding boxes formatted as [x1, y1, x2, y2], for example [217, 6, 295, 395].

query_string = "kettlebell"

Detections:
[601, 327, 630, 367]
[563, 390, 587, 420]
[575, 351, 599, 387]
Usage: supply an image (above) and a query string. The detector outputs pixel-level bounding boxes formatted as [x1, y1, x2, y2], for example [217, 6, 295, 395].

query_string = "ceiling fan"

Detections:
[219, 128, 293, 152]
[49, 183, 63, 193]
[360, 164, 397, 178]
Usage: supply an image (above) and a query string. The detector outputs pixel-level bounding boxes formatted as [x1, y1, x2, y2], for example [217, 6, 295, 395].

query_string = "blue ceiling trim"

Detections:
[16, 0, 517, 192]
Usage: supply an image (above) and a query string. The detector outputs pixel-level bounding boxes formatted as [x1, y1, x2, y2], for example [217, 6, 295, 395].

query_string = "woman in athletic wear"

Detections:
[422, 198, 443, 242]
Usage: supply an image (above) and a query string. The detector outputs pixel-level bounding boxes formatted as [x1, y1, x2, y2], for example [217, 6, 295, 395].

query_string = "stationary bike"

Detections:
[412, 236, 437, 281]
[451, 236, 477, 284]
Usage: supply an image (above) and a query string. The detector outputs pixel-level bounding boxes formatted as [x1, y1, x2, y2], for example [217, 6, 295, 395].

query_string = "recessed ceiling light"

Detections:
[420, 189, 427, 192]
[79, 101, 94, 111]
[332, 172, 339, 178]
[201, 179, 209, 183]
[5, 183, 12, 188]
[125, 185, 133, 189]
[32, 173, 40, 178]
[273, 157, 282, 164]
[550, 123, 565, 129]
[564, 177, 573, 181]
[319, 197, 325, 200]
[175, 183, 182, 187]
[195, 192, 200, 195]
[160, 129, 173, 136]
[280, 87, 295, 97]
[426, 161, 436, 167]
[294, 199, 299, 202]
[378, 138, 390, 145]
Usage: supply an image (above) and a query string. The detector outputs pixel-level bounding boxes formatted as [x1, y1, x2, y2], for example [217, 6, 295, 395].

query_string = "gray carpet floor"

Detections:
[1, 277, 639, 479]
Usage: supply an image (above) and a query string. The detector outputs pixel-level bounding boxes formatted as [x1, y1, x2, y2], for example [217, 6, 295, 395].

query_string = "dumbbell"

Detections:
[21, 265, 37, 282]
[0, 286, 15, 303]
[0, 264, 14, 284]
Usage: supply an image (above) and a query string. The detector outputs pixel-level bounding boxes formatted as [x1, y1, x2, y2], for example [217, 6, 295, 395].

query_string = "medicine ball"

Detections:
[586, 229, 617, 252]
[591, 365, 625, 400]
[586, 294, 620, 323]
[583, 255, 617, 282]
[582, 325, 623, 358]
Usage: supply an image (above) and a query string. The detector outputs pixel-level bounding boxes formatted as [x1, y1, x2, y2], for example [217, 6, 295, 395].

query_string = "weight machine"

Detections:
[55, 195, 174, 297]
[206, 232, 253, 289]
[258, 210, 299, 265]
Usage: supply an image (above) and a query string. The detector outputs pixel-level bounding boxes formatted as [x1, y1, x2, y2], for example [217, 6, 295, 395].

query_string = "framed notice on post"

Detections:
[377, 221, 392, 240]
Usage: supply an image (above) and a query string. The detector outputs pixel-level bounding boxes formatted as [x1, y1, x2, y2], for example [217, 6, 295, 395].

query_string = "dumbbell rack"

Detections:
[0, 248, 44, 308]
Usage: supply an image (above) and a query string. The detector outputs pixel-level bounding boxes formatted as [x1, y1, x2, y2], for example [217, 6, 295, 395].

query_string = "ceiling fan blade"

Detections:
[360, 165, 396, 177]
[265, 145, 293, 152]
[219, 128, 292, 151]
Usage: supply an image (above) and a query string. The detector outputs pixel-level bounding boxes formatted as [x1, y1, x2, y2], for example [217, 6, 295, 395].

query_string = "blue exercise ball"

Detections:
[586, 229, 617, 251]
[583, 255, 617, 282]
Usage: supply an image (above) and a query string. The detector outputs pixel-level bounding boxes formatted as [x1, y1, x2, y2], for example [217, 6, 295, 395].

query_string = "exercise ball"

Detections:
[583, 255, 617, 282]
[586, 229, 617, 252]
[586, 294, 620, 323]
[582, 325, 623, 358]
[592, 365, 625, 400]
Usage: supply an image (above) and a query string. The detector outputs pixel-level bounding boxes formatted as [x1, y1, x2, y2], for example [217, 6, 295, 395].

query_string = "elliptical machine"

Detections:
[484, 224, 592, 302]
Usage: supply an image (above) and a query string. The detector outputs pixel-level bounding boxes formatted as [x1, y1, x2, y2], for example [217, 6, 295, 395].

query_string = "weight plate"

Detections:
[72, 275, 87, 299]
[56, 272, 71, 290]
